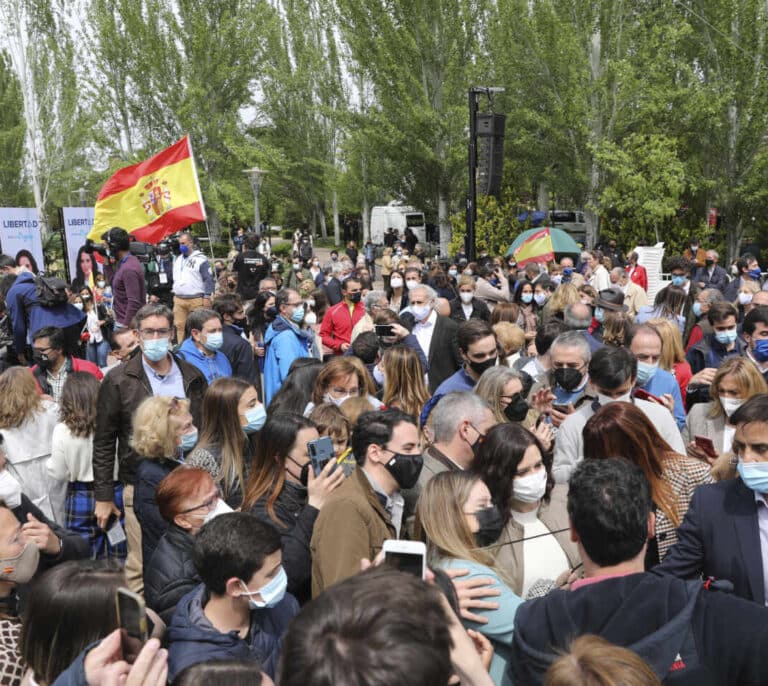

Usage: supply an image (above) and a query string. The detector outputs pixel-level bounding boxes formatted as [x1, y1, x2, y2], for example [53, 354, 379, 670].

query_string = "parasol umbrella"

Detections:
[505, 227, 581, 266]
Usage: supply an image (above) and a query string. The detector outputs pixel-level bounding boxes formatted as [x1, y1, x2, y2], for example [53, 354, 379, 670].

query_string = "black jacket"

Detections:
[134, 458, 181, 574]
[323, 278, 343, 306]
[510, 573, 768, 685]
[221, 323, 257, 384]
[92, 351, 207, 500]
[248, 480, 318, 604]
[448, 296, 490, 323]
[144, 524, 199, 625]
[426, 315, 462, 393]
[693, 264, 728, 292]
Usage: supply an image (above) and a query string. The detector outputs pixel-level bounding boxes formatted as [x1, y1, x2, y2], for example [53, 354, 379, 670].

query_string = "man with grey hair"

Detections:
[403, 391, 495, 518]
[694, 249, 728, 292]
[609, 266, 647, 317]
[322, 262, 344, 306]
[559, 256, 584, 287]
[543, 330, 594, 428]
[563, 303, 602, 354]
[351, 290, 389, 343]
[689, 287, 726, 345]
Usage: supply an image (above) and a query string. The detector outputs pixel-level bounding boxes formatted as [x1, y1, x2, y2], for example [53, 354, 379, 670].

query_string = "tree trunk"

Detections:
[362, 194, 370, 242]
[318, 202, 328, 240]
[310, 207, 317, 237]
[438, 191, 450, 258]
[538, 181, 550, 214]
[332, 190, 340, 246]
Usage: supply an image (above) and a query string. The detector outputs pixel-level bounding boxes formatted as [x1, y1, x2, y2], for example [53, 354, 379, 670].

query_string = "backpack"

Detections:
[34, 276, 69, 307]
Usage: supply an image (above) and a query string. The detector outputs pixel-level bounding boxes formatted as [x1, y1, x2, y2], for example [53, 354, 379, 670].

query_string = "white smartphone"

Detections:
[382, 539, 426, 580]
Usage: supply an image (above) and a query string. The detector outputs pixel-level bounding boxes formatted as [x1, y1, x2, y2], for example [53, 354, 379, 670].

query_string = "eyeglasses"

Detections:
[285, 301, 302, 307]
[139, 328, 172, 340]
[330, 386, 360, 396]
[179, 490, 221, 514]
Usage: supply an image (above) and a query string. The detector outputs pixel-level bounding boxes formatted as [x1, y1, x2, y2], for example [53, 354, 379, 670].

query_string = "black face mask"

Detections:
[553, 367, 583, 392]
[265, 306, 278, 320]
[33, 351, 52, 371]
[474, 505, 504, 547]
[504, 394, 530, 422]
[348, 292, 362, 304]
[383, 450, 423, 490]
[705, 259, 714, 267]
[468, 356, 497, 377]
[287, 456, 310, 488]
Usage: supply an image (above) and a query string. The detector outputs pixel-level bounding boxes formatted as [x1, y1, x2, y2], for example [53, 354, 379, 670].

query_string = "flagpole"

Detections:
[204, 219, 214, 260]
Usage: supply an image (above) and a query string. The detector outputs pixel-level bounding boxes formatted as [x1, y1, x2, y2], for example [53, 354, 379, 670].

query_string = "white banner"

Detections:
[62, 207, 96, 285]
[0, 208, 45, 274]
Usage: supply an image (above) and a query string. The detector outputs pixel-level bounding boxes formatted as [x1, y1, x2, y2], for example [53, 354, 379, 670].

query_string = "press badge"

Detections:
[107, 520, 127, 547]
[159, 273, 168, 284]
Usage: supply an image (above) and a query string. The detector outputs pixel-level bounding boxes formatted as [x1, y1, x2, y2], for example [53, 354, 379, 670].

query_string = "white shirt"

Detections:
[589, 265, 611, 292]
[510, 508, 569, 597]
[86, 308, 103, 343]
[461, 303, 473, 320]
[413, 309, 438, 359]
[46, 423, 118, 482]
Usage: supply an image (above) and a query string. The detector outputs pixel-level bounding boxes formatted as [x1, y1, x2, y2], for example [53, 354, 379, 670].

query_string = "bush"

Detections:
[211, 243, 231, 258]
[281, 229, 294, 239]
[271, 243, 292, 257]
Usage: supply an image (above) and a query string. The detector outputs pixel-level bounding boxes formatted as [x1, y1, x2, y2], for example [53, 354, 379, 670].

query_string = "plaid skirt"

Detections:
[65, 481, 127, 561]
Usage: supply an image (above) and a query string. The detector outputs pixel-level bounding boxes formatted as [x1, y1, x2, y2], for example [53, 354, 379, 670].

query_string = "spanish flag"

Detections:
[513, 228, 555, 267]
[86, 136, 206, 244]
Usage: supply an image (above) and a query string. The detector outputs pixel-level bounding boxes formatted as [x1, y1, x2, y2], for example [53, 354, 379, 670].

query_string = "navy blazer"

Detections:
[693, 264, 728, 293]
[656, 478, 765, 604]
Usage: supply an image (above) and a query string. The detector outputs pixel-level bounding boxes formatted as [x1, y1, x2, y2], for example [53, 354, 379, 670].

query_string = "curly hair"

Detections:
[130, 396, 191, 459]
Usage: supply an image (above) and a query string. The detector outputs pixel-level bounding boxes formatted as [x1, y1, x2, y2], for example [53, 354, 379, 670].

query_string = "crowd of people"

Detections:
[1, 228, 768, 684]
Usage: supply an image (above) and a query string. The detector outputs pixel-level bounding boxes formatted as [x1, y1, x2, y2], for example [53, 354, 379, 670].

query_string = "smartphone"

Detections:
[307, 436, 336, 476]
[382, 540, 426, 580]
[116, 588, 147, 664]
[633, 388, 664, 405]
[374, 324, 395, 337]
[694, 435, 718, 457]
[551, 403, 570, 414]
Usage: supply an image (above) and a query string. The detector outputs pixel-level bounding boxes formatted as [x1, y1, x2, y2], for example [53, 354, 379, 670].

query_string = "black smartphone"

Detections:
[307, 436, 335, 476]
[551, 403, 570, 414]
[375, 324, 395, 337]
[116, 587, 147, 664]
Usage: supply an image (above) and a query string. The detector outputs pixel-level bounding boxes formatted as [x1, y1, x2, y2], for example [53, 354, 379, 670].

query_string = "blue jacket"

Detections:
[639, 367, 686, 431]
[263, 316, 311, 405]
[7, 272, 84, 353]
[178, 338, 233, 384]
[222, 323, 257, 384]
[135, 457, 181, 572]
[167, 584, 298, 682]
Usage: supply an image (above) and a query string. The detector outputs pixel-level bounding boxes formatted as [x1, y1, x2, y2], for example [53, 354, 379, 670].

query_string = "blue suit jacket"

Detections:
[656, 478, 764, 604]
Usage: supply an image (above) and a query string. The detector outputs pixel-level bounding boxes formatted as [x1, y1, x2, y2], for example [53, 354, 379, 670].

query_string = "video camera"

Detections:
[83, 237, 156, 264]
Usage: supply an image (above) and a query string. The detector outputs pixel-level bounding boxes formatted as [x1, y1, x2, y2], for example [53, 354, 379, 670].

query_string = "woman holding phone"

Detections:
[242, 413, 345, 603]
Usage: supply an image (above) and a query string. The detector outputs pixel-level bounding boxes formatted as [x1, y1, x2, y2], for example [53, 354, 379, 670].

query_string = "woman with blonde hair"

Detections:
[377, 345, 430, 418]
[416, 470, 523, 685]
[0, 367, 62, 522]
[646, 317, 692, 403]
[132, 395, 196, 570]
[542, 283, 580, 323]
[493, 322, 526, 367]
[380, 246, 394, 292]
[683, 357, 767, 477]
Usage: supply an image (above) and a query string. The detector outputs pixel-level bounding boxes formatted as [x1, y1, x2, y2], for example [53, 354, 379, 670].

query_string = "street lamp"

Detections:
[243, 167, 268, 233]
[78, 186, 86, 207]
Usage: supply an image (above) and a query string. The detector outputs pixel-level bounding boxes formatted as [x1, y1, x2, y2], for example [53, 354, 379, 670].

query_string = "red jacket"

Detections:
[320, 301, 365, 353]
[31, 356, 103, 396]
[628, 264, 648, 292]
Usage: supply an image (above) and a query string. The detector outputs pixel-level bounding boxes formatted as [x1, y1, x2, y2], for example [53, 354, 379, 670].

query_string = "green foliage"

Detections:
[0, 50, 26, 206]
[450, 192, 526, 258]
[271, 242, 292, 258]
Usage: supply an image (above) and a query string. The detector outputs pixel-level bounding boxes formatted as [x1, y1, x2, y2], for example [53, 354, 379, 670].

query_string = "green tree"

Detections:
[0, 50, 27, 206]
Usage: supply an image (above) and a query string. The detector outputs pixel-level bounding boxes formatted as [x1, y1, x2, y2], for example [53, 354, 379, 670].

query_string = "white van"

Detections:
[370, 202, 426, 244]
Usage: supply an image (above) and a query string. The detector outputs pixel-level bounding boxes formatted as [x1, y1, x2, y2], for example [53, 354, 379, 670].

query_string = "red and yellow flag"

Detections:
[513, 228, 555, 267]
[87, 136, 206, 244]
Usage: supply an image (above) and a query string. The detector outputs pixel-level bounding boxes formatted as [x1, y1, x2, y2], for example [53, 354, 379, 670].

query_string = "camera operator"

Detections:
[172, 232, 214, 344]
[147, 241, 174, 308]
[100, 227, 146, 331]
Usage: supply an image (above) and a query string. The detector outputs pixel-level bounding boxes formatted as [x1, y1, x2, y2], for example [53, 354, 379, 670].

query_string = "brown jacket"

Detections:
[492, 484, 580, 596]
[310, 468, 396, 597]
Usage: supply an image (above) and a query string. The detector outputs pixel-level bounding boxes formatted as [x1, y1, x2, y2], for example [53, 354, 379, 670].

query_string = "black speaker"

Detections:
[476, 113, 506, 198]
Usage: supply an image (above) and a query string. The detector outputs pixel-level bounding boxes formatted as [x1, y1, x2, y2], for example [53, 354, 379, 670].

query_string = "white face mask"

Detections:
[720, 396, 744, 418]
[203, 499, 233, 524]
[373, 366, 385, 387]
[410, 304, 432, 321]
[597, 391, 632, 406]
[513, 468, 547, 504]
[304, 311, 317, 326]
[390, 277, 404, 289]
[324, 392, 351, 407]
[459, 292, 474, 304]
[405, 279, 419, 290]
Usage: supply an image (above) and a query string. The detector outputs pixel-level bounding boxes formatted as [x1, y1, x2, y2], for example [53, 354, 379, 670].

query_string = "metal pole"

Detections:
[254, 191, 261, 235]
[466, 89, 479, 262]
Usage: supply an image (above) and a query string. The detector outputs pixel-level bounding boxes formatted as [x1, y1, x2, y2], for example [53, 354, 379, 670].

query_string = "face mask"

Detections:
[737, 460, 768, 494]
[459, 292, 474, 304]
[594, 307, 605, 323]
[0, 471, 22, 509]
[390, 277, 404, 289]
[0, 543, 40, 584]
[73, 302, 84, 310]
[551, 275, 562, 286]
[504, 395, 530, 422]
[348, 292, 362, 304]
[96, 280, 106, 288]
[143, 338, 170, 362]
[180, 429, 198, 452]
[521, 293, 533, 304]
[739, 292, 753, 305]
[671, 275, 687, 287]
[292, 264, 300, 271]
[405, 279, 419, 290]
[32, 351, 52, 370]
[304, 311, 317, 326]
[383, 450, 424, 490]
[513, 468, 548, 504]
[553, 367, 583, 392]
[705, 259, 714, 267]
[474, 505, 504, 547]
[467, 356, 497, 377]
[636, 361, 658, 385]
[265, 306, 278, 320]
[287, 455, 311, 487]
[715, 329, 738, 345]
[240, 567, 288, 609]
[179, 245, 190, 256]
[290, 306, 305, 324]
[752, 338, 768, 362]
[203, 498, 233, 524]
[243, 405, 267, 434]
[449, 269, 458, 278]
[306, 299, 316, 308]
[749, 267, 763, 280]
[597, 391, 632, 406]
[720, 396, 744, 418]
[690, 245, 699, 252]
[411, 304, 432, 321]
[324, 392, 351, 408]
[203, 332, 223, 351]
[373, 366, 385, 387]
[692, 302, 703, 318]
[533, 292, 547, 306]
[563, 267, 573, 277]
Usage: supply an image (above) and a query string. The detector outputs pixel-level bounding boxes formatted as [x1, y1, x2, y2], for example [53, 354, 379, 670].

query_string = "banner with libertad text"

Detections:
[0, 208, 45, 274]
[62, 207, 96, 284]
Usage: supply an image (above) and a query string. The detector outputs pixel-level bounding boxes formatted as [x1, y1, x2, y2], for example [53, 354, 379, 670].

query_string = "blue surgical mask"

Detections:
[715, 329, 737, 345]
[203, 332, 223, 351]
[533, 293, 547, 306]
[738, 460, 768, 494]
[521, 293, 533, 304]
[448, 269, 458, 278]
[180, 429, 198, 452]
[753, 338, 768, 363]
[749, 267, 763, 280]
[563, 267, 574, 277]
[239, 566, 288, 609]
[636, 361, 658, 385]
[243, 405, 267, 434]
[594, 307, 605, 323]
[671, 275, 686, 287]
[692, 302, 703, 318]
[142, 338, 170, 362]
[291, 306, 305, 324]
[179, 244, 190, 256]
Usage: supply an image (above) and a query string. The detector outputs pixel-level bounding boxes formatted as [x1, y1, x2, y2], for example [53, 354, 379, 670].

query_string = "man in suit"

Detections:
[658, 393, 768, 604]
[724, 252, 763, 303]
[694, 249, 728, 293]
[407, 284, 462, 392]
